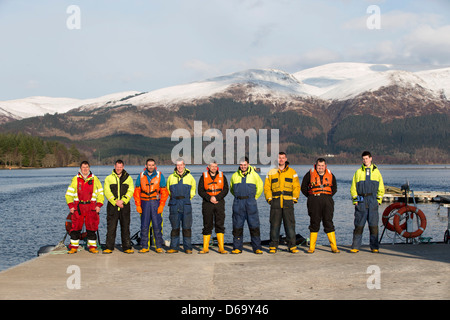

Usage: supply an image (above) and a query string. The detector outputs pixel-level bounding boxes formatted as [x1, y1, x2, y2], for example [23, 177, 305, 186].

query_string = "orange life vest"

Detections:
[309, 168, 333, 195]
[140, 171, 161, 201]
[203, 171, 224, 196]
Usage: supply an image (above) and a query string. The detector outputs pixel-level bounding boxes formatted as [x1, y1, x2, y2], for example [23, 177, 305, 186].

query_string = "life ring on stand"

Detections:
[382, 202, 407, 232]
[393, 206, 427, 238]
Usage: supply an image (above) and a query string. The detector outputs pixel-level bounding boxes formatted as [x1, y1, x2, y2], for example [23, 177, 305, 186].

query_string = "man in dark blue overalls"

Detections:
[166, 159, 196, 254]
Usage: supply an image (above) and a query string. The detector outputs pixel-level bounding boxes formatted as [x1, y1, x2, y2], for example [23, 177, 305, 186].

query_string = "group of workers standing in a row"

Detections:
[64, 151, 385, 255]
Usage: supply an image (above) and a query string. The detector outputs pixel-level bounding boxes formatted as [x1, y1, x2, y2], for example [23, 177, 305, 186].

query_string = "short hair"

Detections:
[361, 151, 372, 158]
[146, 158, 156, 165]
[208, 159, 218, 165]
[176, 158, 185, 165]
[238, 156, 249, 164]
[80, 160, 90, 168]
[278, 152, 287, 157]
[115, 159, 124, 165]
[316, 158, 326, 164]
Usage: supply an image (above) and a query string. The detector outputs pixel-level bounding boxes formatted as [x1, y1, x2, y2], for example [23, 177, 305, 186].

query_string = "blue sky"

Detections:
[1, 0, 449, 100]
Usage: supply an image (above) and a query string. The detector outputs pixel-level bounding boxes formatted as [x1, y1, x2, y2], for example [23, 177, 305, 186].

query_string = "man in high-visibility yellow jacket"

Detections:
[264, 152, 300, 254]
[230, 157, 263, 254]
[350, 151, 385, 253]
[103, 159, 135, 254]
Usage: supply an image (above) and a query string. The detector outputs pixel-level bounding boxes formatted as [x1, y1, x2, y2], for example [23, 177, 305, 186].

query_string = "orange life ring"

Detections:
[382, 202, 407, 231]
[393, 206, 427, 238]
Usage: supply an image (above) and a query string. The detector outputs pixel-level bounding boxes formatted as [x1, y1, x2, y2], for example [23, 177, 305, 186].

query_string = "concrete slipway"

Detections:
[0, 243, 448, 302]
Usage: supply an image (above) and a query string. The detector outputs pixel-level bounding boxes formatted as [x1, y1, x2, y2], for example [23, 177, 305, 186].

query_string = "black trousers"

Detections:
[201, 200, 225, 235]
[307, 195, 335, 233]
[269, 198, 296, 249]
[105, 203, 132, 251]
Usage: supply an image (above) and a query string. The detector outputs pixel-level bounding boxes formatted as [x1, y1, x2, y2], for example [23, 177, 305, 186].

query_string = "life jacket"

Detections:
[139, 171, 161, 201]
[203, 170, 224, 196]
[308, 167, 333, 195]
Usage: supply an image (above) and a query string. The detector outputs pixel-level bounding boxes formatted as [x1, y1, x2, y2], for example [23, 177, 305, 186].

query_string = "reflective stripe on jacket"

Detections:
[264, 165, 300, 208]
[65, 172, 104, 209]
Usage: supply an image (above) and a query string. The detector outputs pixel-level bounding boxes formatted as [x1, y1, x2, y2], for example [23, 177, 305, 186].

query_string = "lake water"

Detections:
[0, 164, 449, 271]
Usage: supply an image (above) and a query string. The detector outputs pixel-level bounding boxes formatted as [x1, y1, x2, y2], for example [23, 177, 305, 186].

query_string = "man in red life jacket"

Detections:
[197, 160, 229, 254]
[301, 158, 339, 253]
[133, 158, 169, 253]
[65, 161, 104, 254]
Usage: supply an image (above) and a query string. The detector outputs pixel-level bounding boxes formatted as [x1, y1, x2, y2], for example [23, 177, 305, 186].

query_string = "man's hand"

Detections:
[116, 200, 124, 208]
[210, 196, 218, 204]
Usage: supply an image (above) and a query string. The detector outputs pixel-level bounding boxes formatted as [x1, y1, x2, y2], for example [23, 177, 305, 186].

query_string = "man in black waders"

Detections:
[301, 158, 339, 253]
[197, 160, 229, 254]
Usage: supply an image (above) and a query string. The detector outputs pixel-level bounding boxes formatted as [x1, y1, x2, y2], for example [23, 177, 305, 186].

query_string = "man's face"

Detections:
[115, 163, 124, 175]
[176, 161, 185, 174]
[239, 161, 248, 172]
[362, 155, 372, 167]
[80, 164, 90, 176]
[146, 161, 156, 173]
[316, 161, 326, 175]
[209, 163, 218, 174]
[278, 154, 287, 167]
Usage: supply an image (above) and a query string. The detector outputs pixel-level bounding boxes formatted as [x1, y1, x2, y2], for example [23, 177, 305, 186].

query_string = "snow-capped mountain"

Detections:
[1, 62, 449, 124]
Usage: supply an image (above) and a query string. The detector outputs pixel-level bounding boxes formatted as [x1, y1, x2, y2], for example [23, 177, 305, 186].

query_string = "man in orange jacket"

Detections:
[133, 158, 169, 253]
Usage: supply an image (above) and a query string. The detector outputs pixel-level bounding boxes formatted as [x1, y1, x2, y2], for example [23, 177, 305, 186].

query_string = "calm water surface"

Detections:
[0, 164, 449, 271]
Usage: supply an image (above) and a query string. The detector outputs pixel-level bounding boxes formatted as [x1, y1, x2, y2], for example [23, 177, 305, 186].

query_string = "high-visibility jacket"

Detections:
[166, 168, 196, 201]
[104, 169, 135, 207]
[308, 168, 333, 195]
[230, 166, 263, 200]
[203, 170, 224, 196]
[264, 165, 300, 208]
[65, 171, 104, 209]
[133, 169, 169, 208]
[350, 164, 385, 205]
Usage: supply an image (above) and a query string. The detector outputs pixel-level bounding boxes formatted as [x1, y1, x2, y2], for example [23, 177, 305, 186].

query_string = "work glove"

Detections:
[136, 206, 142, 214]
[157, 205, 164, 214]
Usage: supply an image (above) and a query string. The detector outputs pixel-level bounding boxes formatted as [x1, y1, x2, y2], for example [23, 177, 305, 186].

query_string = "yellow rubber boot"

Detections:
[199, 235, 211, 254]
[327, 231, 340, 253]
[217, 233, 227, 254]
[307, 232, 318, 253]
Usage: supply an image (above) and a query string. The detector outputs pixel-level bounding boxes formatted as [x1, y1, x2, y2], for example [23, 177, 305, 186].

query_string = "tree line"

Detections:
[0, 133, 84, 168]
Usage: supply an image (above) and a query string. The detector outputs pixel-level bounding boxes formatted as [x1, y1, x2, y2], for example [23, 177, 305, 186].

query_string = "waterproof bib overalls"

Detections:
[351, 165, 384, 250]
[169, 177, 193, 251]
[232, 174, 262, 252]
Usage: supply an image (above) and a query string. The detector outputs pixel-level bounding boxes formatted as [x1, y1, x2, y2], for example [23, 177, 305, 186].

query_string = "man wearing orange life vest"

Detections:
[133, 158, 169, 253]
[301, 158, 339, 253]
[197, 160, 229, 254]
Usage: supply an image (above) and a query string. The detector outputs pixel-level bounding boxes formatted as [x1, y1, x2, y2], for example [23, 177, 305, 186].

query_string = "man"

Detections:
[166, 159, 196, 254]
[230, 157, 264, 254]
[197, 160, 229, 254]
[103, 160, 135, 254]
[133, 158, 169, 253]
[350, 151, 385, 253]
[65, 161, 104, 254]
[301, 158, 339, 253]
[264, 152, 300, 254]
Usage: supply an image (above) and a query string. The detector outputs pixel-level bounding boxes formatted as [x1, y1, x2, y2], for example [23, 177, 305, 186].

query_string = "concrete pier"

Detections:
[0, 243, 448, 301]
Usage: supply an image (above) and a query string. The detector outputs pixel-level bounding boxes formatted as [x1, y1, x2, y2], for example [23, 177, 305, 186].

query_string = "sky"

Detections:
[1, 0, 450, 101]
